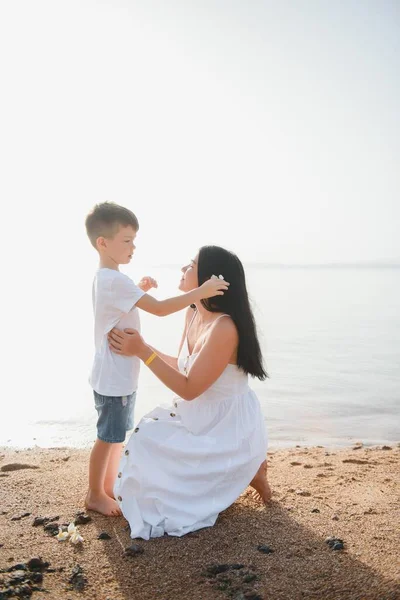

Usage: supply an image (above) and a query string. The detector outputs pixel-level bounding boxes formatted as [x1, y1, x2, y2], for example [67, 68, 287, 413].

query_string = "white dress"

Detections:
[114, 318, 268, 540]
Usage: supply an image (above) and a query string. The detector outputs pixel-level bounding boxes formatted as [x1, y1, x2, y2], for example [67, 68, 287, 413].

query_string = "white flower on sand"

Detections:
[56, 528, 69, 542]
[56, 522, 83, 544]
[68, 522, 77, 535]
[70, 530, 84, 545]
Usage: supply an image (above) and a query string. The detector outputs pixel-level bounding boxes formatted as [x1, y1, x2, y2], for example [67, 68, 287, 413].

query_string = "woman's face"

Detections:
[179, 253, 199, 292]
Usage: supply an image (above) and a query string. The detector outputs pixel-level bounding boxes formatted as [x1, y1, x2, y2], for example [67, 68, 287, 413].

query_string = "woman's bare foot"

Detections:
[249, 460, 272, 504]
[85, 490, 122, 516]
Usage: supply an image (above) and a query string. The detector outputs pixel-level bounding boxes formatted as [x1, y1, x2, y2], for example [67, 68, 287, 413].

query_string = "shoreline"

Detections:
[1, 444, 399, 599]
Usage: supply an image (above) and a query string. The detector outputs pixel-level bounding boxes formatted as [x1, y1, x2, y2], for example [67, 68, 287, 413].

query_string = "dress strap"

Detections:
[212, 314, 230, 324]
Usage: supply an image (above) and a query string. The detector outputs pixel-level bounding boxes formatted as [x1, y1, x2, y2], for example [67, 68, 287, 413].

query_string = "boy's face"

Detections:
[97, 225, 137, 265]
[179, 253, 199, 292]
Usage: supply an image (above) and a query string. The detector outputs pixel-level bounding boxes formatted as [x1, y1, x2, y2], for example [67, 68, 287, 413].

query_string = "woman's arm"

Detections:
[108, 318, 238, 401]
[148, 307, 195, 368]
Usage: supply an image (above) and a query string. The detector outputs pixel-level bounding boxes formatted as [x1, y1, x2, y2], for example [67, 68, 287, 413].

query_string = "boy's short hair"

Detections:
[85, 202, 139, 248]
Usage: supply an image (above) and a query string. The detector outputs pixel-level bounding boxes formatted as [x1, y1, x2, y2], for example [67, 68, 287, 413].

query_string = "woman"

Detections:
[108, 245, 271, 540]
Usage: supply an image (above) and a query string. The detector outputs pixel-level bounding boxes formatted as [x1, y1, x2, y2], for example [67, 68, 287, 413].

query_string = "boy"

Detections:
[85, 202, 228, 516]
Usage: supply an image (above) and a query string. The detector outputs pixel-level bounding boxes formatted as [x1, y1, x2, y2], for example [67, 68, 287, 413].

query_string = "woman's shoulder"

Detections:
[210, 314, 238, 340]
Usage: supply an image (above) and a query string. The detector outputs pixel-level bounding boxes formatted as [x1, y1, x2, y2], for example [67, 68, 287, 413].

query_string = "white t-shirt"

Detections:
[89, 268, 145, 396]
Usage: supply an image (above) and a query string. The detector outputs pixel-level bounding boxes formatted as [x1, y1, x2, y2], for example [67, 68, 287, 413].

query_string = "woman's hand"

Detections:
[108, 328, 146, 357]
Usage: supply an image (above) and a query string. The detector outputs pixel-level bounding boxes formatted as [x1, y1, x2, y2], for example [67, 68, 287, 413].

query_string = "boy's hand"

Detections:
[108, 328, 145, 357]
[138, 276, 158, 292]
[196, 276, 230, 299]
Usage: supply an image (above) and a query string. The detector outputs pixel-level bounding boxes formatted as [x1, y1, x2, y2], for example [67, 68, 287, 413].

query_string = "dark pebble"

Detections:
[26, 558, 49, 572]
[69, 565, 87, 592]
[10, 513, 31, 522]
[205, 564, 231, 577]
[257, 545, 274, 554]
[98, 532, 112, 540]
[243, 573, 258, 583]
[8, 571, 27, 584]
[311, 508, 320, 513]
[124, 544, 144, 557]
[32, 517, 48, 527]
[332, 541, 344, 550]
[28, 572, 43, 584]
[382, 445, 392, 450]
[43, 523, 59, 536]
[325, 537, 344, 550]
[7, 564, 27, 572]
[74, 512, 92, 525]
[17, 583, 32, 597]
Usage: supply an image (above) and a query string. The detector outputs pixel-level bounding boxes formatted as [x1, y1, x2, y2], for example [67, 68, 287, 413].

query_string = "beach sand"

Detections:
[0, 444, 399, 600]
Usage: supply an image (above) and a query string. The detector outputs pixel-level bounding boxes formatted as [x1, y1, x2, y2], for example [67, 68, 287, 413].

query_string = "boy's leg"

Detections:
[104, 442, 123, 499]
[85, 439, 122, 516]
[104, 391, 136, 498]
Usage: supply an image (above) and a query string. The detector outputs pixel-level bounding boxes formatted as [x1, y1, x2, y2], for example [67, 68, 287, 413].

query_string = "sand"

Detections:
[0, 444, 399, 600]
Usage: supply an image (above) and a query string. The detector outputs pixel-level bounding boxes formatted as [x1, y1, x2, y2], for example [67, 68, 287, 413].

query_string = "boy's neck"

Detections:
[99, 255, 120, 271]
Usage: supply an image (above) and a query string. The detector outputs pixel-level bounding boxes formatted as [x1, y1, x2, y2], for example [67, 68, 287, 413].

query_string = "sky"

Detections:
[0, 0, 399, 271]
[0, 1, 399, 444]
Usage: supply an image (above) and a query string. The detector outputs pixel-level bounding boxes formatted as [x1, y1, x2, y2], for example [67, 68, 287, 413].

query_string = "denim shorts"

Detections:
[93, 391, 136, 444]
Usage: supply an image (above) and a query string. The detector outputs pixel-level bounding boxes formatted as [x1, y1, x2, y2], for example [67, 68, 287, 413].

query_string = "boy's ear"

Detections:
[96, 236, 107, 251]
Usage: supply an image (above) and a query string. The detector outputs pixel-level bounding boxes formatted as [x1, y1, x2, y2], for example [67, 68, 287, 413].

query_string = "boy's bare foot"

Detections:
[85, 490, 122, 516]
[249, 460, 272, 504]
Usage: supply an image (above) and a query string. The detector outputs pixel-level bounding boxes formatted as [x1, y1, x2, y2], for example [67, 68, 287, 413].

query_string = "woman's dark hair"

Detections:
[196, 245, 268, 380]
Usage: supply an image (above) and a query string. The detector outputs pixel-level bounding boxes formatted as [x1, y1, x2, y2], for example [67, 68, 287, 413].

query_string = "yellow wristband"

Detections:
[145, 351, 157, 366]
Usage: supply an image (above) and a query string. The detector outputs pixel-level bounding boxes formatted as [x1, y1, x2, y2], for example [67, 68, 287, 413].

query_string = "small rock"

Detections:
[32, 517, 49, 527]
[7, 564, 27, 572]
[296, 490, 311, 497]
[124, 544, 144, 557]
[332, 514, 339, 521]
[382, 445, 392, 450]
[69, 565, 87, 592]
[204, 564, 231, 577]
[43, 523, 59, 536]
[27, 558, 49, 572]
[332, 541, 344, 550]
[243, 573, 258, 583]
[74, 512, 92, 525]
[325, 537, 344, 551]
[8, 570, 27, 584]
[17, 583, 32, 596]
[311, 508, 320, 513]
[290, 461, 302, 466]
[98, 532, 111, 540]
[28, 572, 43, 584]
[62, 456, 70, 461]
[11, 513, 31, 522]
[257, 544, 274, 554]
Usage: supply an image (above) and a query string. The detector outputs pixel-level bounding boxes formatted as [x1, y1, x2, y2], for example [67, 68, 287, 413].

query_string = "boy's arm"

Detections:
[135, 279, 229, 317]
